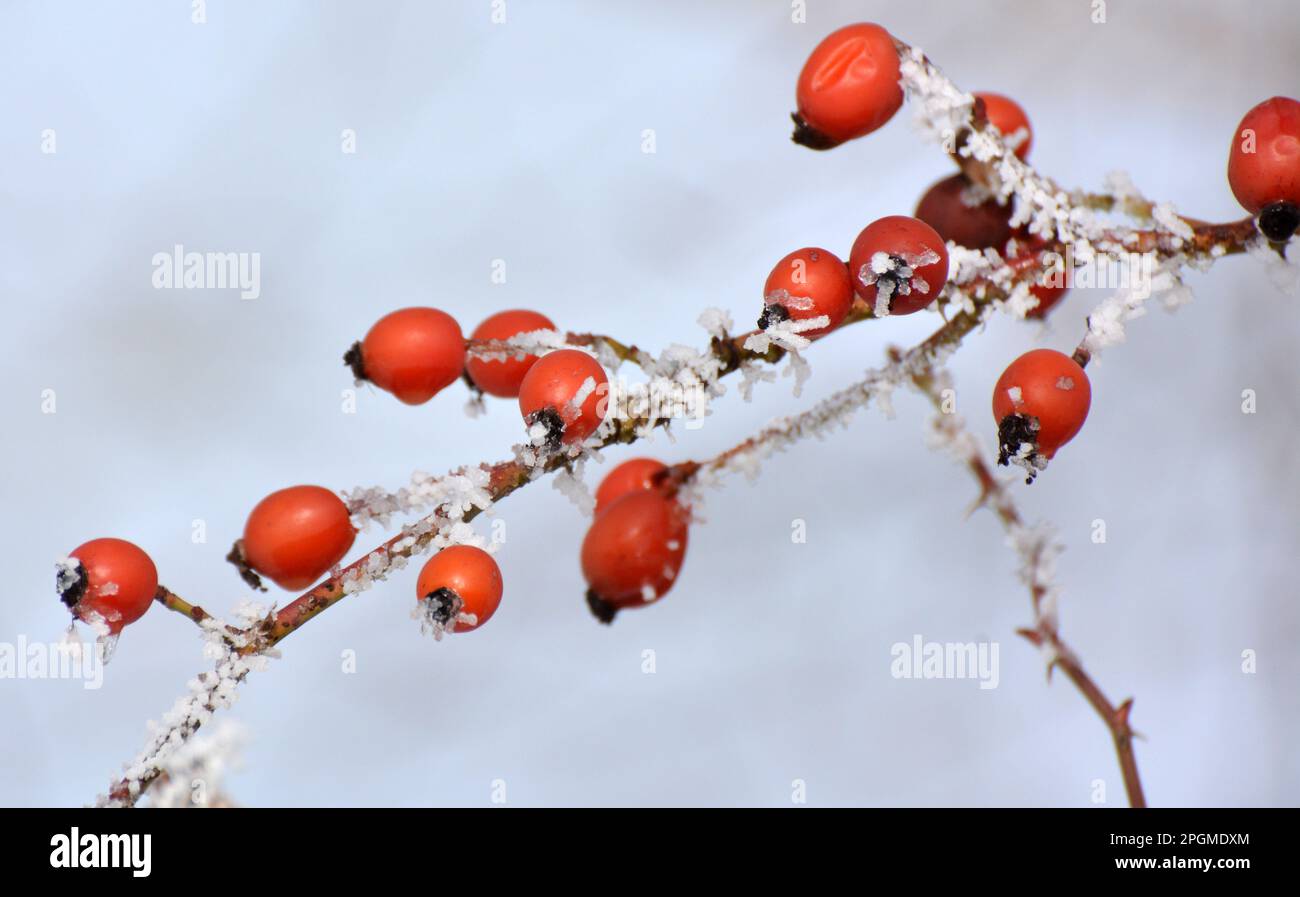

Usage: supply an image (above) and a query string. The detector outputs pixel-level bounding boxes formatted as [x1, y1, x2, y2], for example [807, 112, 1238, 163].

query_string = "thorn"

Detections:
[964, 481, 995, 519]
[1116, 698, 1143, 740]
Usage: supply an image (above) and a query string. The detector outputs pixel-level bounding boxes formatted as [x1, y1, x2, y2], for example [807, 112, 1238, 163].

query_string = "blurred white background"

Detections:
[1, 0, 1297, 807]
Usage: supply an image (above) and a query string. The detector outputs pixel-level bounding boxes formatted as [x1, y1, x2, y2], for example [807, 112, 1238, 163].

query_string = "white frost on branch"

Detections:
[701, 335, 960, 486]
[552, 456, 596, 516]
[147, 719, 248, 809]
[98, 605, 274, 808]
[697, 307, 734, 340]
[464, 328, 569, 362]
[1082, 258, 1194, 355]
[737, 361, 776, 402]
[346, 466, 494, 530]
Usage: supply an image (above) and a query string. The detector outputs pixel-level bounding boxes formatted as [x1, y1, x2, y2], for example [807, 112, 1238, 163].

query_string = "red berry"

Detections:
[1007, 236, 1070, 319]
[992, 349, 1091, 480]
[849, 215, 950, 316]
[760, 247, 853, 337]
[466, 309, 557, 398]
[1227, 96, 1300, 241]
[594, 458, 669, 516]
[242, 485, 356, 590]
[581, 490, 689, 621]
[975, 92, 1032, 160]
[59, 538, 158, 634]
[914, 174, 1013, 250]
[517, 349, 609, 446]
[416, 545, 503, 634]
[794, 23, 902, 149]
[352, 308, 465, 405]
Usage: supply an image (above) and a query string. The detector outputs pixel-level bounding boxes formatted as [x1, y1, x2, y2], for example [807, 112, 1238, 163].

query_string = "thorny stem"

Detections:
[909, 366, 1147, 808]
[106, 36, 1272, 808]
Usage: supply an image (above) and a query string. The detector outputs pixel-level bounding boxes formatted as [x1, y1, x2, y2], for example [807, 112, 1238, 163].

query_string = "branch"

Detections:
[909, 364, 1146, 808]
[99, 31, 1277, 808]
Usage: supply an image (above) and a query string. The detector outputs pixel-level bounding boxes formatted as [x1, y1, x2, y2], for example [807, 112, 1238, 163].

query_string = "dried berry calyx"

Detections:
[996, 413, 1047, 484]
[1258, 201, 1300, 243]
[757, 301, 791, 330]
[422, 587, 462, 626]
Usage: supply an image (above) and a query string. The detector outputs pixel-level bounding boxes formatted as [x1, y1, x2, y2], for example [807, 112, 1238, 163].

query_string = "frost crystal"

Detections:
[1247, 237, 1300, 296]
[697, 307, 734, 339]
[98, 614, 273, 807]
[148, 719, 248, 808]
[54, 556, 81, 600]
[744, 315, 828, 354]
[858, 250, 940, 317]
[552, 458, 595, 516]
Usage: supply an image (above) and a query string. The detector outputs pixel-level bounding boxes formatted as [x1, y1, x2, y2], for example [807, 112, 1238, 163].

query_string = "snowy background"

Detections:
[2, 0, 1297, 807]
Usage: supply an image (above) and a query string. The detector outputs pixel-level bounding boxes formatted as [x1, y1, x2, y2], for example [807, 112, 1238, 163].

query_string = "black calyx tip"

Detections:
[56, 560, 87, 611]
[226, 539, 268, 593]
[527, 407, 565, 451]
[585, 589, 619, 625]
[996, 413, 1042, 485]
[1258, 202, 1300, 243]
[790, 112, 840, 151]
[423, 587, 461, 626]
[343, 341, 367, 382]
[757, 302, 790, 331]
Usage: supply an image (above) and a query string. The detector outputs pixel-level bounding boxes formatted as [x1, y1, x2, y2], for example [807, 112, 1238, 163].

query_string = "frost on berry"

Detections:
[858, 249, 940, 316]
[568, 375, 598, 416]
[996, 413, 1047, 483]
[55, 557, 85, 610]
[525, 407, 565, 451]
[744, 315, 827, 354]
[416, 587, 466, 640]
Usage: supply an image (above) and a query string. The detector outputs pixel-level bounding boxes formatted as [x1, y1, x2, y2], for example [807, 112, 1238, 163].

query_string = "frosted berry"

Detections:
[793, 23, 903, 150]
[416, 545, 503, 634]
[759, 247, 854, 337]
[992, 349, 1091, 482]
[849, 215, 950, 316]
[517, 349, 609, 447]
[914, 174, 1013, 250]
[241, 485, 356, 590]
[594, 458, 669, 516]
[345, 307, 465, 405]
[1227, 96, 1300, 241]
[975, 92, 1032, 160]
[581, 490, 689, 623]
[57, 538, 158, 634]
[466, 309, 557, 398]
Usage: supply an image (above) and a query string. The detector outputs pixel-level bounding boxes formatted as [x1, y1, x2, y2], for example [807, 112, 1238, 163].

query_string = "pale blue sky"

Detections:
[2, 0, 1297, 806]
